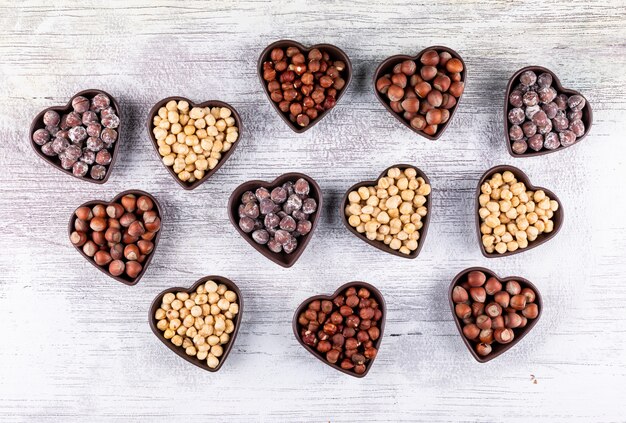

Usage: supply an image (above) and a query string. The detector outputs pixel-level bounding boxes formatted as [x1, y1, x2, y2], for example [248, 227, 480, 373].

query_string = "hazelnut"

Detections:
[387, 85, 405, 102]
[94, 251, 112, 266]
[128, 221, 146, 237]
[125, 261, 143, 279]
[420, 50, 439, 66]
[121, 194, 136, 212]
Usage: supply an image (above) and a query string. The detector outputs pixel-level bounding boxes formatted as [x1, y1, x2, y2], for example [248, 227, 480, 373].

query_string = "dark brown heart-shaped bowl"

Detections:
[149, 275, 243, 372]
[476, 165, 564, 258]
[449, 267, 543, 363]
[147, 97, 243, 190]
[30, 89, 121, 184]
[257, 39, 353, 133]
[340, 164, 432, 259]
[228, 172, 322, 268]
[373, 46, 466, 140]
[504, 65, 593, 157]
[68, 190, 162, 285]
[292, 281, 386, 377]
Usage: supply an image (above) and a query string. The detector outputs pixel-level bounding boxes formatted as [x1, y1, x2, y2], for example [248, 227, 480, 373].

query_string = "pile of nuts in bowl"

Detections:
[345, 166, 430, 255]
[237, 178, 318, 255]
[154, 280, 239, 369]
[152, 100, 239, 184]
[262, 45, 348, 128]
[452, 270, 540, 358]
[508, 69, 588, 154]
[376, 49, 465, 136]
[478, 170, 558, 254]
[296, 285, 383, 375]
[32, 92, 119, 180]
[70, 193, 161, 280]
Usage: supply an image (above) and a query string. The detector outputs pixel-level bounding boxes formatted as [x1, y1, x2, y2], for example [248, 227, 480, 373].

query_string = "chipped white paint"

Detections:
[0, 0, 625, 421]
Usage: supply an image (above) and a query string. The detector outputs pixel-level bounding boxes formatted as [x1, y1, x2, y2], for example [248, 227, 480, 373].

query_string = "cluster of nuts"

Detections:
[479, 170, 558, 254]
[508, 70, 587, 153]
[297, 286, 382, 375]
[237, 178, 317, 254]
[70, 194, 161, 280]
[345, 167, 431, 255]
[262, 46, 347, 127]
[33, 93, 119, 180]
[376, 49, 465, 136]
[152, 100, 239, 184]
[452, 270, 540, 357]
[155, 280, 239, 369]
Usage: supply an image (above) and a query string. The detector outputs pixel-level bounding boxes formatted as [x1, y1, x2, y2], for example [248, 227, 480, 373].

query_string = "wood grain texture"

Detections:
[1, 0, 625, 421]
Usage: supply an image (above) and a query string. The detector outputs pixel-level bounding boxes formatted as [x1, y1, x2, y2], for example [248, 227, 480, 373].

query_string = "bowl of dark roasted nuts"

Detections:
[505, 66, 592, 156]
[30, 89, 121, 183]
[293, 282, 385, 377]
[449, 267, 542, 362]
[258, 40, 352, 132]
[374, 46, 466, 139]
[228, 173, 322, 267]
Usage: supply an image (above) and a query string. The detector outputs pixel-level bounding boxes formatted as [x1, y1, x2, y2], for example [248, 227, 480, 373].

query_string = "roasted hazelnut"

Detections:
[94, 250, 112, 266]
[467, 271, 486, 287]
[420, 50, 439, 66]
[509, 295, 527, 311]
[494, 328, 514, 344]
[476, 343, 492, 356]
[522, 303, 539, 319]
[387, 85, 405, 102]
[420, 66, 437, 81]
[452, 286, 469, 303]
[121, 194, 136, 212]
[125, 261, 143, 279]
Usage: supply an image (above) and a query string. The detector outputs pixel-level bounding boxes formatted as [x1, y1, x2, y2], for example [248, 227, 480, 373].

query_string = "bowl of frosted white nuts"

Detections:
[148, 97, 242, 190]
[341, 164, 432, 258]
[149, 276, 243, 372]
[476, 165, 563, 257]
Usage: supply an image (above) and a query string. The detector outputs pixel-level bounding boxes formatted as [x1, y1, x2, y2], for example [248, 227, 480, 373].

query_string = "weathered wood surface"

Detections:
[0, 0, 625, 421]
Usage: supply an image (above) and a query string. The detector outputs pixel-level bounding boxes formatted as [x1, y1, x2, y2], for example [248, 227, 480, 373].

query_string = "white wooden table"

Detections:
[1, 1, 625, 421]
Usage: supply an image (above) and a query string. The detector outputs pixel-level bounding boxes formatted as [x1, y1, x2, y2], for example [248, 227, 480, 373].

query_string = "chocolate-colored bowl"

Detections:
[257, 39, 353, 133]
[448, 267, 543, 363]
[30, 89, 121, 184]
[149, 275, 243, 372]
[340, 164, 432, 259]
[228, 172, 322, 268]
[504, 65, 593, 157]
[373, 46, 466, 140]
[292, 281, 386, 378]
[68, 190, 163, 286]
[147, 97, 243, 190]
[476, 165, 563, 257]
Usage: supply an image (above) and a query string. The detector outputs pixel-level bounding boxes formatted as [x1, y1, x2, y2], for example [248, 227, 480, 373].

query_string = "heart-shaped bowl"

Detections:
[257, 39, 353, 133]
[449, 267, 543, 363]
[292, 281, 386, 378]
[476, 165, 564, 258]
[147, 97, 243, 190]
[373, 46, 466, 140]
[228, 172, 322, 268]
[340, 164, 432, 258]
[149, 275, 243, 372]
[30, 89, 121, 184]
[68, 189, 163, 285]
[504, 65, 593, 157]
